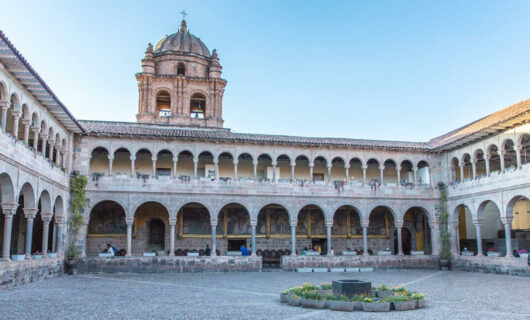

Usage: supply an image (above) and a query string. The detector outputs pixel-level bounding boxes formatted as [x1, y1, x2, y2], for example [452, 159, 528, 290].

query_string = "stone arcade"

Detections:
[0, 20, 529, 287]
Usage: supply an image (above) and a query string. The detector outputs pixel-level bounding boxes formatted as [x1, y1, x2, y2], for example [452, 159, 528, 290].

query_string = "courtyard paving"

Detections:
[1, 270, 529, 320]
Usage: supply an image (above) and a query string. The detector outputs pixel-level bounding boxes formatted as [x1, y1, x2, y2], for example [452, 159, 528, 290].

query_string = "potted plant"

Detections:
[410, 292, 425, 309]
[280, 289, 290, 303]
[438, 183, 452, 269]
[362, 297, 391, 312]
[326, 294, 354, 312]
[385, 293, 415, 311]
[301, 291, 326, 309]
[318, 282, 332, 296]
[377, 284, 392, 298]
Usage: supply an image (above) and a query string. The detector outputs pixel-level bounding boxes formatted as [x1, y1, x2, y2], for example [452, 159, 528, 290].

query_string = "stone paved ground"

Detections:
[1, 270, 529, 320]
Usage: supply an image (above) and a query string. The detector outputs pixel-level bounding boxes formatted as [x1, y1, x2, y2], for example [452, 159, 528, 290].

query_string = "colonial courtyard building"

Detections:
[0, 21, 529, 285]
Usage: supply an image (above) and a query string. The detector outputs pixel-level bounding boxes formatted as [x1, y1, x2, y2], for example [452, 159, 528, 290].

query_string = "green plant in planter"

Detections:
[325, 294, 349, 302]
[320, 282, 332, 290]
[362, 297, 375, 303]
[410, 292, 425, 300]
[281, 289, 291, 296]
[438, 183, 452, 260]
[302, 283, 320, 291]
[378, 284, 389, 291]
[391, 286, 406, 293]
[302, 291, 323, 301]
[383, 294, 410, 303]
[352, 294, 367, 302]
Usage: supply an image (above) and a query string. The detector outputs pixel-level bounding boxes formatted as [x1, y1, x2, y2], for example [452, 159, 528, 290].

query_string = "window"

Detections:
[156, 91, 171, 117]
[177, 63, 186, 76]
[190, 93, 206, 119]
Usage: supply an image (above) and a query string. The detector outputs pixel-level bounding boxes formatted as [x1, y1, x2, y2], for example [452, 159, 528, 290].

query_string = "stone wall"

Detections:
[76, 256, 262, 274]
[453, 256, 530, 277]
[0, 258, 63, 289]
[281, 255, 438, 271]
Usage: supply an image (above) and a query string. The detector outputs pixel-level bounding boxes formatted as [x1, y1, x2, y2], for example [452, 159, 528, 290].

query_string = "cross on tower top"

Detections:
[180, 10, 187, 20]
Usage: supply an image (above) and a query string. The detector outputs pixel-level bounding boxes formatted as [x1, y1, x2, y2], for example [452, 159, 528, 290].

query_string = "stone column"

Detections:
[396, 166, 401, 187]
[326, 222, 332, 256]
[499, 152, 505, 173]
[47, 139, 55, 160]
[55, 146, 62, 165]
[451, 221, 459, 255]
[413, 167, 418, 187]
[233, 159, 238, 180]
[362, 165, 367, 185]
[172, 158, 178, 179]
[290, 161, 296, 181]
[515, 146, 522, 170]
[24, 208, 38, 258]
[1, 204, 17, 260]
[379, 165, 385, 185]
[362, 224, 369, 257]
[61, 150, 67, 169]
[41, 214, 52, 258]
[459, 163, 464, 182]
[11, 111, 20, 139]
[213, 159, 219, 182]
[485, 155, 491, 176]
[502, 217, 514, 257]
[211, 220, 218, 256]
[473, 219, 483, 256]
[193, 158, 199, 180]
[41, 134, 48, 157]
[471, 160, 477, 179]
[396, 222, 404, 255]
[31, 127, 39, 150]
[80, 218, 89, 258]
[290, 220, 297, 256]
[272, 161, 277, 183]
[309, 163, 314, 183]
[55, 216, 65, 257]
[108, 155, 114, 176]
[22, 119, 31, 144]
[252, 160, 258, 181]
[0, 100, 7, 132]
[344, 164, 350, 183]
[250, 220, 257, 256]
[126, 217, 134, 256]
[431, 225, 439, 255]
[169, 218, 176, 256]
[151, 156, 157, 178]
[327, 164, 332, 185]
[128, 155, 135, 177]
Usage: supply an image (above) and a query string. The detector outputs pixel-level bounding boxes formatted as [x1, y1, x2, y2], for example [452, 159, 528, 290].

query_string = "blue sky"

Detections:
[1, 1, 529, 141]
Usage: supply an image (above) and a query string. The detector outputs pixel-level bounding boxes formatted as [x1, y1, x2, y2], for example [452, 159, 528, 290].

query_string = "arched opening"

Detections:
[5, 94, 19, 136]
[134, 202, 170, 254]
[51, 196, 64, 253]
[190, 93, 206, 119]
[198, 151, 214, 181]
[87, 201, 127, 256]
[276, 155, 291, 182]
[0, 173, 15, 253]
[368, 206, 395, 255]
[156, 150, 173, 179]
[503, 139, 517, 172]
[218, 152, 234, 181]
[455, 205, 476, 254]
[256, 204, 291, 265]
[294, 155, 310, 183]
[217, 203, 250, 254]
[176, 150, 194, 180]
[236, 153, 253, 181]
[38, 120, 47, 154]
[450, 157, 460, 183]
[488, 145, 501, 175]
[256, 154, 272, 182]
[383, 159, 397, 186]
[312, 156, 327, 184]
[156, 91, 171, 117]
[113, 148, 131, 178]
[52, 133, 61, 163]
[19, 104, 30, 142]
[297, 205, 326, 255]
[176, 62, 186, 76]
[506, 196, 529, 257]
[135, 148, 153, 178]
[176, 203, 212, 256]
[520, 134, 530, 166]
[330, 157, 345, 184]
[477, 200, 504, 256]
[45, 127, 54, 159]
[417, 160, 430, 186]
[11, 194, 26, 255]
[28, 113, 39, 148]
[403, 207, 431, 255]
[89, 147, 110, 176]
[462, 154, 472, 181]
[366, 159, 380, 186]
[348, 158, 363, 185]
[474, 149, 486, 179]
[331, 205, 362, 255]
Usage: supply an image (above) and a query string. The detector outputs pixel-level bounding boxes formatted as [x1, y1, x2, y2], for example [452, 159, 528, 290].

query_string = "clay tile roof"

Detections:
[79, 120, 431, 151]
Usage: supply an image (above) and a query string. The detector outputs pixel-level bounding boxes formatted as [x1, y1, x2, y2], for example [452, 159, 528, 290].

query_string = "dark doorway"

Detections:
[311, 239, 327, 255]
[228, 239, 246, 251]
[394, 228, 411, 255]
[148, 219, 165, 251]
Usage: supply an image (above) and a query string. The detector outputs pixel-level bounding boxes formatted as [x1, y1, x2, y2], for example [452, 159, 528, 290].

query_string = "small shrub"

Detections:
[325, 294, 349, 302]
[383, 294, 410, 303]
[352, 294, 366, 301]
[281, 289, 291, 296]
[362, 297, 375, 303]
[378, 284, 389, 291]
[302, 291, 323, 301]
[302, 283, 320, 291]
[320, 282, 332, 290]
[410, 293, 425, 300]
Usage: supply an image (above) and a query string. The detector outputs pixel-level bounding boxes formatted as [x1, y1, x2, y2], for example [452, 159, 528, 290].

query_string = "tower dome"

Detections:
[154, 20, 210, 58]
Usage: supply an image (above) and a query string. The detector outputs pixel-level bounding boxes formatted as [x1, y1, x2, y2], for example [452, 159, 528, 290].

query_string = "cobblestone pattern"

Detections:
[281, 255, 439, 271]
[0, 258, 63, 289]
[76, 256, 262, 274]
[453, 256, 530, 277]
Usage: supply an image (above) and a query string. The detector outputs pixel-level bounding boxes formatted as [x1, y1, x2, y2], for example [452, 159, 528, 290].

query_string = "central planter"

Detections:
[332, 279, 371, 298]
[328, 300, 354, 312]
[286, 296, 301, 306]
[363, 302, 391, 312]
[393, 300, 416, 311]
[301, 298, 326, 309]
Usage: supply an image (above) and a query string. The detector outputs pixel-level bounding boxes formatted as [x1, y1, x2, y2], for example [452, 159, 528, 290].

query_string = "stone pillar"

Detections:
[290, 221, 297, 256]
[55, 146, 61, 165]
[213, 159, 219, 182]
[55, 216, 65, 257]
[11, 111, 20, 139]
[0, 101, 7, 132]
[515, 146, 522, 170]
[502, 217, 514, 258]
[379, 166, 385, 185]
[169, 218, 176, 256]
[31, 127, 39, 150]
[193, 158, 199, 180]
[47, 139, 55, 160]
[431, 225, 439, 255]
[211, 220, 218, 256]
[290, 161, 296, 181]
[499, 153, 505, 173]
[24, 208, 38, 258]
[272, 162, 277, 183]
[327, 164, 332, 185]
[250, 221, 257, 256]
[233, 160, 238, 180]
[151, 156, 157, 178]
[22, 119, 31, 144]
[362, 226, 369, 257]
[344, 164, 350, 183]
[485, 155, 491, 176]
[450, 221, 459, 255]
[471, 160, 477, 179]
[1, 203, 17, 260]
[126, 217, 133, 256]
[61, 150, 67, 169]
[252, 160, 258, 181]
[396, 222, 404, 255]
[412, 167, 418, 187]
[396, 166, 401, 187]
[172, 158, 178, 179]
[326, 222, 332, 256]
[108, 155, 114, 176]
[130, 156, 136, 177]
[362, 165, 367, 185]
[41, 214, 52, 258]
[81, 218, 89, 258]
[459, 163, 464, 182]
[309, 163, 314, 183]
[41, 135, 48, 157]
[473, 219, 483, 256]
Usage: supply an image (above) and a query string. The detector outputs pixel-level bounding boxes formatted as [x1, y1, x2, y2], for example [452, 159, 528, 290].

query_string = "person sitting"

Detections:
[513, 249, 520, 258]
[240, 245, 248, 256]
[106, 243, 117, 256]
[205, 245, 211, 256]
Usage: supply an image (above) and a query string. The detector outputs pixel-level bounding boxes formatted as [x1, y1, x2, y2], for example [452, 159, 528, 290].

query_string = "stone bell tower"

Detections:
[136, 20, 226, 128]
